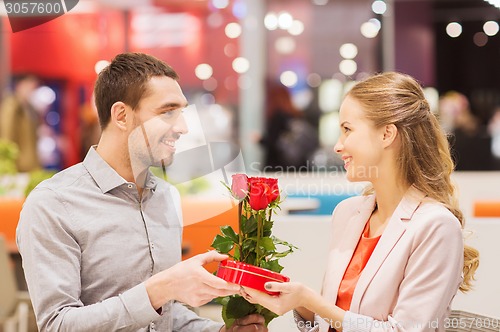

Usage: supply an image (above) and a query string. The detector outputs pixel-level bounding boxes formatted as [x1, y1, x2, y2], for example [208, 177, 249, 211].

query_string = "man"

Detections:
[17, 53, 267, 332]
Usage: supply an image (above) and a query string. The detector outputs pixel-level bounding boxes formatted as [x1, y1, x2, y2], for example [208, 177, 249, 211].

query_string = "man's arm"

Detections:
[17, 188, 159, 332]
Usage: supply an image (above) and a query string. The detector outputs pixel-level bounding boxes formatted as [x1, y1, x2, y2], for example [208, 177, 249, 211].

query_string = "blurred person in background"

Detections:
[80, 93, 101, 161]
[0, 73, 41, 172]
[241, 72, 478, 332]
[17, 53, 267, 332]
[260, 82, 318, 171]
[439, 91, 493, 170]
[487, 106, 500, 169]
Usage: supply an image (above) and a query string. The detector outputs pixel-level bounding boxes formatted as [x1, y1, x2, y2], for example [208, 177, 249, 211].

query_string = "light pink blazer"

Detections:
[316, 186, 464, 332]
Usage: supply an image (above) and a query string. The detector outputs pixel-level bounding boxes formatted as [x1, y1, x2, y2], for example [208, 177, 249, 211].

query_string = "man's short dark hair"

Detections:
[94, 53, 179, 130]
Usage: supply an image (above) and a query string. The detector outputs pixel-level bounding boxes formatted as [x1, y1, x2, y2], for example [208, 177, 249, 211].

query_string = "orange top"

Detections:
[336, 219, 381, 311]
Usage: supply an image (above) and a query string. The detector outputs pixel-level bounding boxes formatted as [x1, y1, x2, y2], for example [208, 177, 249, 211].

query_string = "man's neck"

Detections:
[95, 132, 149, 183]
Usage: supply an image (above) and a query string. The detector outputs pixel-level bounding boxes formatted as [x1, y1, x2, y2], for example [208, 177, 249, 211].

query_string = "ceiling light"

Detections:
[446, 22, 462, 38]
[483, 21, 499, 36]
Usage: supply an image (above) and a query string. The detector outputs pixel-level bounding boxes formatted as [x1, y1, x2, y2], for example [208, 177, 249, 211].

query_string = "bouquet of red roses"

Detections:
[211, 174, 297, 327]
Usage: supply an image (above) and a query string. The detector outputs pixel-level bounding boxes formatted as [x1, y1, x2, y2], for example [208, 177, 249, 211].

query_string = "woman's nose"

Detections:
[334, 139, 343, 154]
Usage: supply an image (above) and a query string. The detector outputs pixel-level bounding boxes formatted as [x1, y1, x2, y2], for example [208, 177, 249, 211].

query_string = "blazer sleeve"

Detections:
[342, 210, 464, 332]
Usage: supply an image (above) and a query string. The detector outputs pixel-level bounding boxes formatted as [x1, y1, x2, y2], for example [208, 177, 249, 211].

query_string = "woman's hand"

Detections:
[240, 282, 311, 315]
[241, 282, 345, 331]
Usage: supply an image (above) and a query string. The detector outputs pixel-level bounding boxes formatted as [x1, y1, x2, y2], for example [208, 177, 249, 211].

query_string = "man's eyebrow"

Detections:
[156, 102, 189, 111]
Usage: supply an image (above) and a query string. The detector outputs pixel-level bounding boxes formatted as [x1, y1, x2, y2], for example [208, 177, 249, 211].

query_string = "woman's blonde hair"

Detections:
[347, 72, 479, 292]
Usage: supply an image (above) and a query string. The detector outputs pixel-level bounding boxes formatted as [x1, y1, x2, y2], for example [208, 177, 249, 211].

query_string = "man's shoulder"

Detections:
[32, 162, 89, 194]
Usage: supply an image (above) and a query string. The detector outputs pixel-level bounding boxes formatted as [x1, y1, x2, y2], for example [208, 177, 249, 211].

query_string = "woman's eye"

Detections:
[343, 127, 351, 133]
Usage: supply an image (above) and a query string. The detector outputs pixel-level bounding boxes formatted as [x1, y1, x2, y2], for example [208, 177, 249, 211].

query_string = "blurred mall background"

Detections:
[1, 0, 500, 172]
[1, 0, 500, 330]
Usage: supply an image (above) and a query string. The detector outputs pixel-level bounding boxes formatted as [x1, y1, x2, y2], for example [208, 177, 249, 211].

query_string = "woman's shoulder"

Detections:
[410, 200, 462, 234]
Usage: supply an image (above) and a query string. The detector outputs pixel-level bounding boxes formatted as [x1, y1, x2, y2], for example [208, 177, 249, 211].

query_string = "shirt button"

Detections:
[127, 184, 133, 189]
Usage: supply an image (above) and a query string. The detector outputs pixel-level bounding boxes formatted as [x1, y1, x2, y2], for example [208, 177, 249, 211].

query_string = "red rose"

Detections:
[263, 178, 279, 203]
[231, 174, 249, 200]
[249, 181, 271, 210]
[247, 177, 280, 210]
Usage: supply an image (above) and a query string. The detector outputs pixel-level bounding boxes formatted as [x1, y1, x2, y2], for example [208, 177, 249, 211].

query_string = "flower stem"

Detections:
[255, 211, 262, 266]
[238, 200, 243, 261]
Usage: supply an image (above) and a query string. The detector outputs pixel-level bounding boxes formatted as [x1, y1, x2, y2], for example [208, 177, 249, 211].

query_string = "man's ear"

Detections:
[382, 124, 398, 148]
[110, 102, 128, 131]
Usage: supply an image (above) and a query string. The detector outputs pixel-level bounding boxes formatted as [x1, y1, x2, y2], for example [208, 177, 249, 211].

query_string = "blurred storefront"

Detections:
[0, 0, 499, 171]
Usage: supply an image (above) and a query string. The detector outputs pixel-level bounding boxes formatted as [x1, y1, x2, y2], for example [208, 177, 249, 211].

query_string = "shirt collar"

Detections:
[83, 146, 158, 193]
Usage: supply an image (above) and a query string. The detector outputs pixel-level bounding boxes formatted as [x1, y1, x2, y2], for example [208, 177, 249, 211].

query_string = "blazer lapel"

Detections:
[350, 186, 426, 312]
[322, 195, 376, 304]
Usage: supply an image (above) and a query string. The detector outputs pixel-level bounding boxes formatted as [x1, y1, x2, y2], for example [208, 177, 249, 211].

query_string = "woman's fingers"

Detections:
[264, 282, 288, 292]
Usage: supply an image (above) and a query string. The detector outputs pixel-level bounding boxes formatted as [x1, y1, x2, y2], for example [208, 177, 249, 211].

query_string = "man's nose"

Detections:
[174, 113, 188, 135]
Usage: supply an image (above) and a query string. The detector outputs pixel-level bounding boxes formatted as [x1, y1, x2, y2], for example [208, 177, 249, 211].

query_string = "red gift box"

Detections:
[216, 260, 290, 295]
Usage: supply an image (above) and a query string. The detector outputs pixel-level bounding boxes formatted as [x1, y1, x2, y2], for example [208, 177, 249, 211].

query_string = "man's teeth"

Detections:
[163, 140, 175, 147]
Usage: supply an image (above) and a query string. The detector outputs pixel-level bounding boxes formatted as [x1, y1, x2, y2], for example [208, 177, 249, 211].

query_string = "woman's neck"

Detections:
[370, 177, 410, 234]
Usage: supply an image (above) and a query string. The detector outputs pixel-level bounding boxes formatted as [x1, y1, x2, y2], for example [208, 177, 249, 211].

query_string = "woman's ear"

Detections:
[110, 102, 128, 131]
[382, 124, 398, 148]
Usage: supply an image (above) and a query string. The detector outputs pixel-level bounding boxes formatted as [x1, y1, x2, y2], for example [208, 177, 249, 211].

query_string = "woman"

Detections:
[242, 72, 479, 332]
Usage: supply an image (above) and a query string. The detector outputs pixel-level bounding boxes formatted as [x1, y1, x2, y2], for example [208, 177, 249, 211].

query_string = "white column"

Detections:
[0, 18, 11, 96]
[240, 0, 266, 173]
[382, 0, 395, 71]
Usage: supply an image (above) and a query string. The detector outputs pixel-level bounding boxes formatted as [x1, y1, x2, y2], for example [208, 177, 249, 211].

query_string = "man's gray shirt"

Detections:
[17, 147, 223, 332]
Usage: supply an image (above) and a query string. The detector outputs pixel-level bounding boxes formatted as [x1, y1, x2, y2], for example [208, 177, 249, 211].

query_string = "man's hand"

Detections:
[221, 314, 268, 332]
[145, 251, 240, 309]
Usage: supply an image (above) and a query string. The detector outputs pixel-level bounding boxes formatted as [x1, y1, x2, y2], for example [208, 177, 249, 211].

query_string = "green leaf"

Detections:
[225, 296, 257, 320]
[221, 225, 239, 243]
[211, 235, 234, 253]
[260, 259, 284, 273]
[239, 214, 247, 230]
[259, 237, 276, 251]
[256, 305, 279, 326]
[263, 220, 273, 237]
[214, 296, 229, 305]
[270, 249, 294, 259]
[272, 236, 299, 250]
[244, 252, 256, 265]
[242, 215, 258, 234]
[263, 220, 273, 231]
[242, 238, 256, 251]
[221, 300, 236, 328]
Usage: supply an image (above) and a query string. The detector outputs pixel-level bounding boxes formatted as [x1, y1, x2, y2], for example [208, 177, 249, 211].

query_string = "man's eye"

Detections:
[160, 109, 182, 119]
